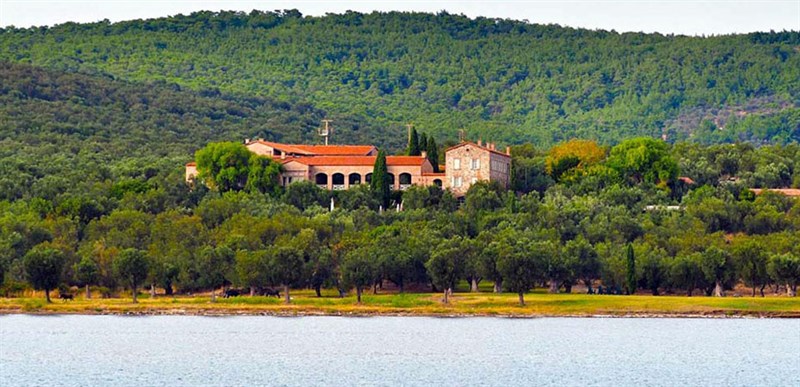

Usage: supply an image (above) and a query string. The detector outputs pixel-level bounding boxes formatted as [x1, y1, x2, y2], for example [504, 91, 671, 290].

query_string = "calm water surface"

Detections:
[1, 315, 798, 386]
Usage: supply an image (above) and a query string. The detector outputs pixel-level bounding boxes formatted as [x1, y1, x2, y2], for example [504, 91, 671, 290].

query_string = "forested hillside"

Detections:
[0, 62, 380, 200]
[1, 10, 798, 147]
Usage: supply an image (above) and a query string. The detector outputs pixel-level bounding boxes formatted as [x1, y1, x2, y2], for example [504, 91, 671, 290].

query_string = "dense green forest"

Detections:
[2, 137, 799, 302]
[1, 10, 798, 149]
[1, 11, 799, 302]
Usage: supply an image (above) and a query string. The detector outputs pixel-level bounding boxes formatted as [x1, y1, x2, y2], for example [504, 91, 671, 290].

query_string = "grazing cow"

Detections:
[59, 293, 74, 301]
[262, 288, 281, 298]
[223, 289, 241, 298]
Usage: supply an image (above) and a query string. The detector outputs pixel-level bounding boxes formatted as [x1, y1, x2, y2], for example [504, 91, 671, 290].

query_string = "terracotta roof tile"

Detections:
[285, 155, 427, 166]
[246, 140, 376, 156]
[750, 188, 800, 197]
[290, 145, 376, 156]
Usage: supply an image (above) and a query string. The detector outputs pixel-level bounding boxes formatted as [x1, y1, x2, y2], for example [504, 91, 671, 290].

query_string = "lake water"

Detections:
[1, 315, 798, 386]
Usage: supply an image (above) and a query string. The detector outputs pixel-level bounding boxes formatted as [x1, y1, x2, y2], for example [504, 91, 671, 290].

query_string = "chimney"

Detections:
[488, 143, 495, 150]
[506, 146, 511, 156]
[281, 151, 286, 160]
[477, 139, 482, 147]
[421, 150, 428, 159]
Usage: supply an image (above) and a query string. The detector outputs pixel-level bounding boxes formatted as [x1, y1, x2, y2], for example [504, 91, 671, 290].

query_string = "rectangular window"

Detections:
[471, 158, 480, 170]
[453, 158, 461, 170]
[455, 177, 462, 187]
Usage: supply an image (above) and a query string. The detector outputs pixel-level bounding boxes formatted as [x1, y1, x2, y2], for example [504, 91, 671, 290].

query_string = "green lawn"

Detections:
[2, 289, 798, 317]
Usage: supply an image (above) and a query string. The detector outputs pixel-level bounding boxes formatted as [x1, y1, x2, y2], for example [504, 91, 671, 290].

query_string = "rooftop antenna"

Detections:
[318, 119, 333, 145]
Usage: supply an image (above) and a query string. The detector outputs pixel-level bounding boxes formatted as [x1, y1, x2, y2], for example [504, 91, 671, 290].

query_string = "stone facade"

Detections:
[444, 141, 511, 196]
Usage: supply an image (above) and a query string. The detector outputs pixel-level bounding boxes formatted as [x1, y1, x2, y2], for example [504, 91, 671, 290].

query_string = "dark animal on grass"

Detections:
[223, 289, 241, 298]
[59, 293, 74, 301]
[262, 288, 281, 298]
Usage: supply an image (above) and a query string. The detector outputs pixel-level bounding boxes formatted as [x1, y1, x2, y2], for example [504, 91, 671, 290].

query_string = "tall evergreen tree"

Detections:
[419, 132, 428, 155]
[371, 149, 391, 209]
[408, 128, 420, 156]
[626, 244, 636, 295]
[426, 137, 440, 172]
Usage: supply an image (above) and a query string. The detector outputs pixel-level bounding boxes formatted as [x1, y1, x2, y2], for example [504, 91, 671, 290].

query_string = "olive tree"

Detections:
[74, 256, 99, 299]
[426, 237, 466, 304]
[768, 253, 799, 297]
[114, 248, 150, 303]
[23, 245, 65, 303]
[341, 246, 377, 304]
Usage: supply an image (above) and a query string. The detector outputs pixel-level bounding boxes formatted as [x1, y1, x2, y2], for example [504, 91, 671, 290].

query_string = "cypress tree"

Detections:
[427, 137, 440, 172]
[408, 128, 420, 156]
[371, 149, 391, 208]
[419, 132, 428, 155]
[626, 244, 636, 295]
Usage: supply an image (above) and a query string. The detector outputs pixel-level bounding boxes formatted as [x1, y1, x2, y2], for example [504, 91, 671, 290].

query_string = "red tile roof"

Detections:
[284, 155, 427, 166]
[246, 140, 375, 156]
[291, 145, 376, 156]
[186, 162, 196, 166]
[750, 188, 800, 197]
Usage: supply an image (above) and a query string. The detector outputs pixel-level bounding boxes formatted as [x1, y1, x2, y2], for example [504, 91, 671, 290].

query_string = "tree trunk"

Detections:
[687, 288, 692, 297]
[759, 284, 765, 298]
[564, 284, 572, 293]
[470, 278, 479, 292]
[788, 283, 797, 297]
[250, 286, 256, 297]
[165, 284, 173, 296]
[283, 284, 290, 304]
[132, 285, 138, 303]
[210, 288, 216, 303]
[150, 284, 156, 298]
[548, 278, 559, 294]
[315, 284, 322, 297]
[356, 287, 362, 304]
[45, 289, 51, 303]
[493, 280, 502, 293]
[713, 281, 724, 297]
[399, 282, 404, 293]
[518, 292, 525, 306]
[85, 284, 91, 300]
[443, 288, 449, 304]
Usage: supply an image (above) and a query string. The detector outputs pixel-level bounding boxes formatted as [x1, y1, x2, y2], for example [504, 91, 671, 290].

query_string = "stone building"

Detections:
[444, 140, 512, 196]
[186, 138, 511, 196]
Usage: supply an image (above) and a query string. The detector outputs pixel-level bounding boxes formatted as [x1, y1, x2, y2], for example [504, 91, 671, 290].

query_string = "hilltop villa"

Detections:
[185, 139, 511, 196]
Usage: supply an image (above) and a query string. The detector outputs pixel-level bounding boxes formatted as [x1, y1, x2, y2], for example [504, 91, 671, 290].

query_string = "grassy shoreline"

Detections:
[2, 290, 798, 318]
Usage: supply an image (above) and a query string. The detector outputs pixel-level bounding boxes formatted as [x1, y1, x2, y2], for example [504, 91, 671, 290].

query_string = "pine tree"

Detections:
[427, 137, 440, 172]
[408, 128, 420, 156]
[371, 149, 391, 208]
[626, 244, 636, 295]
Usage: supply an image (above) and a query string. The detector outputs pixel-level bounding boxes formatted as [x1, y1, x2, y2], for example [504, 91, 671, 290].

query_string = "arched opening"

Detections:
[348, 173, 362, 186]
[365, 173, 372, 184]
[332, 173, 345, 190]
[315, 173, 328, 189]
[387, 173, 395, 189]
[399, 173, 412, 190]
[433, 179, 442, 188]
